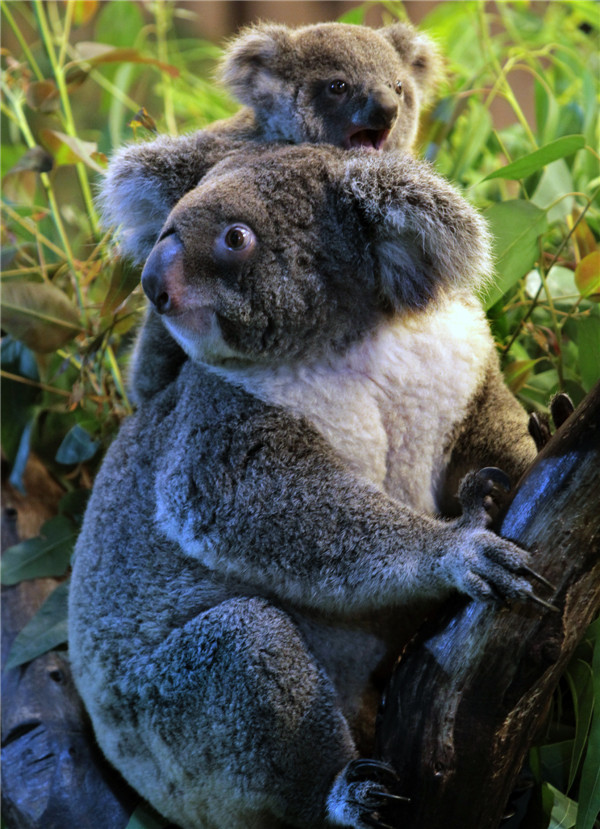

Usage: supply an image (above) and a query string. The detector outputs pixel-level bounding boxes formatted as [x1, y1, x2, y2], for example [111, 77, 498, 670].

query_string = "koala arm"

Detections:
[98, 132, 248, 262]
[128, 309, 187, 406]
[155, 387, 543, 616]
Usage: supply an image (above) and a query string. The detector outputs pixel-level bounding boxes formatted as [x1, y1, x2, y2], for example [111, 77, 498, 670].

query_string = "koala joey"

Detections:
[100, 19, 441, 403]
[70, 143, 545, 829]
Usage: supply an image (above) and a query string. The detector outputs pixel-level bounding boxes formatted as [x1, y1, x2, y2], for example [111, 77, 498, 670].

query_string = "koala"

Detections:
[70, 143, 543, 829]
[99, 19, 441, 404]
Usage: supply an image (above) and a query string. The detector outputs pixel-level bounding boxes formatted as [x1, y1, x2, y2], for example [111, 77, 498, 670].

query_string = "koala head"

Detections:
[139, 145, 490, 367]
[221, 21, 441, 153]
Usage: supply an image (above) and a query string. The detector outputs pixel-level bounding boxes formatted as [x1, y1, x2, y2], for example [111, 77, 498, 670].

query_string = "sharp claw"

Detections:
[528, 412, 551, 451]
[362, 815, 398, 829]
[525, 590, 561, 613]
[519, 564, 556, 591]
[550, 392, 574, 429]
[477, 467, 512, 491]
[347, 759, 399, 786]
[370, 789, 411, 804]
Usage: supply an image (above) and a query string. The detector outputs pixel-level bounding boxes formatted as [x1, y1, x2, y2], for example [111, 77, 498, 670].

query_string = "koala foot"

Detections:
[326, 758, 409, 829]
[458, 467, 512, 528]
[528, 392, 575, 451]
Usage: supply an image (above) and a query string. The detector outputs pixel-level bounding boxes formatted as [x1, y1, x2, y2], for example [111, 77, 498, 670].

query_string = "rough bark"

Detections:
[375, 381, 600, 829]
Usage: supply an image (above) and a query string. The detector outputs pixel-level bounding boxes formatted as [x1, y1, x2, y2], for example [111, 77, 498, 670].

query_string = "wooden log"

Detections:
[375, 381, 600, 829]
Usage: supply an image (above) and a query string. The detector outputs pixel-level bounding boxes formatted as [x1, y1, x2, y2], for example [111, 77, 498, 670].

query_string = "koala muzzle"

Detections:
[364, 87, 398, 130]
[141, 232, 184, 315]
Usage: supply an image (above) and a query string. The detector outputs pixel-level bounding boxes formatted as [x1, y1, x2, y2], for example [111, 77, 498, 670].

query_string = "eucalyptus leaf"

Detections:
[4, 582, 69, 670]
[577, 314, 600, 392]
[1, 280, 81, 352]
[55, 424, 100, 465]
[1, 515, 76, 585]
[482, 200, 548, 309]
[576, 623, 600, 829]
[483, 135, 585, 181]
[542, 783, 578, 829]
[532, 159, 574, 223]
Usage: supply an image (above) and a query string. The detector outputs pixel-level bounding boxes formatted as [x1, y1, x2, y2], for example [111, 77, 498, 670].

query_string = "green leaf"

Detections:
[577, 312, 600, 392]
[55, 424, 100, 465]
[125, 803, 169, 829]
[483, 135, 586, 181]
[482, 200, 548, 309]
[0, 337, 40, 465]
[1, 280, 81, 352]
[542, 783, 578, 829]
[532, 159, 575, 224]
[39, 129, 106, 174]
[101, 257, 140, 316]
[565, 659, 595, 790]
[4, 582, 69, 670]
[336, 4, 368, 24]
[1, 515, 76, 585]
[576, 624, 600, 829]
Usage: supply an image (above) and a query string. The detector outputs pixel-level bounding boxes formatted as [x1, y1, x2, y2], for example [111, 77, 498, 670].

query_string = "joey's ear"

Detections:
[98, 133, 242, 264]
[380, 22, 443, 104]
[341, 154, 492, 310]
[219, 23, 293, 111]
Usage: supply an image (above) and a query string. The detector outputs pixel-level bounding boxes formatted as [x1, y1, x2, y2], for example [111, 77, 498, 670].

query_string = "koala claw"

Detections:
[328, 758, 408, 829]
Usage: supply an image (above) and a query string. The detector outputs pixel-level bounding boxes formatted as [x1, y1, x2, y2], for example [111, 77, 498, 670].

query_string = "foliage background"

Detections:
[1, 2, 599, 828]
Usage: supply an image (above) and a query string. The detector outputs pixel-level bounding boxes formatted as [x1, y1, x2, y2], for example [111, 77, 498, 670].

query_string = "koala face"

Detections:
[140, 145, 489, 368]
[141, 147, 380, 365]
[221, 22, 441, 153]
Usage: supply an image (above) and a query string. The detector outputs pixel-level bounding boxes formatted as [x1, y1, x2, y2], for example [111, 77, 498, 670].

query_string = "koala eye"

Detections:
[215, 223, 256, 262]
[329, 79, 348, 95]
[395, 80, 403, 96]
[225, 225, 254, 251]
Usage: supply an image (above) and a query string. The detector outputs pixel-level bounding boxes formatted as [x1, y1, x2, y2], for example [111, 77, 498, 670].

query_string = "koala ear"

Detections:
[380, 22, 443, 104]
[220, 23, 293, 111]
[341, 154, 492, 310]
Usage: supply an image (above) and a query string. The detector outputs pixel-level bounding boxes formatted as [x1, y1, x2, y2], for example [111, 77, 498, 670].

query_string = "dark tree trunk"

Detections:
[375, 381, 600, 829]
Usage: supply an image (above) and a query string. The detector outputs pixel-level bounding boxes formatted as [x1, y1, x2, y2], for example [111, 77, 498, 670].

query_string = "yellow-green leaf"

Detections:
[1, 280, 81, 352]
[575, 252, 600, 302]
[39, 129, 105, 174]
[69, 42, 179, 77]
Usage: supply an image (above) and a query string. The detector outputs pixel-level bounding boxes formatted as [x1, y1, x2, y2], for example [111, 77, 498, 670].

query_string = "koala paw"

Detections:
[326, 758, 409, 829]
[446, 521, 557, 612]
[457, 467, 512, 528]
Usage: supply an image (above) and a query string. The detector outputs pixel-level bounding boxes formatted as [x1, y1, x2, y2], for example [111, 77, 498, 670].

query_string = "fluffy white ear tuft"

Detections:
[341, 153, 492, 311]
[220, 24, 292, 111]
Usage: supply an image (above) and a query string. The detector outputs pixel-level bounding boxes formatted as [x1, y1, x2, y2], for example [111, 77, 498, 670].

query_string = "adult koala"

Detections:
[70, 144, 544, 829]
[102, 19, 441, 403]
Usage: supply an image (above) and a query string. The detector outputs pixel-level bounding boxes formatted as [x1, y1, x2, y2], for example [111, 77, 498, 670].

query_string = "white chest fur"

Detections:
[219, 295, 493, 514]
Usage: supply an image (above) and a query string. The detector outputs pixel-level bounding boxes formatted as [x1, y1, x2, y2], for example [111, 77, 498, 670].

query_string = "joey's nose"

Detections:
[365, 88, 398, 130]
[141, 233, 184, 315]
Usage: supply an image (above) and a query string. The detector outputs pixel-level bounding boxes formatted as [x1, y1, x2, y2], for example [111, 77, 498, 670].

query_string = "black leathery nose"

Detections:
[366, 88, 398, 129]
[141, 233, 184, 314]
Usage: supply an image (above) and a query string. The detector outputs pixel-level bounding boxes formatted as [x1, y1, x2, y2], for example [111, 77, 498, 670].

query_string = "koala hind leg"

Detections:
[117, 596, 390, 829]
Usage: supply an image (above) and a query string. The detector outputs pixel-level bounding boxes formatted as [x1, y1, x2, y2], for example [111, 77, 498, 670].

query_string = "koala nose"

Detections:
[365, 87, 398, 130]
[141, 232, 184, 315]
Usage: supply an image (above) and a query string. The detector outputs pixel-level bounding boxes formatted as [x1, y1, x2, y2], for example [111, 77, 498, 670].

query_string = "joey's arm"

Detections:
[98, 131, 248, 262]
[154, 390, 543, 615]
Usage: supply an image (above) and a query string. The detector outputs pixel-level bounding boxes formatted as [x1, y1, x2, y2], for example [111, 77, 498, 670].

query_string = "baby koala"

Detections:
[70, 143, 542, 829]
[100, 19, 441, 403]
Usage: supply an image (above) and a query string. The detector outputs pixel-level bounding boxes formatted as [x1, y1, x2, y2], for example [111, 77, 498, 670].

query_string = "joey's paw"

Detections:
[448, 527, 557, 611]
[457, 467, 512, 528]
[326, 759, 409, 829]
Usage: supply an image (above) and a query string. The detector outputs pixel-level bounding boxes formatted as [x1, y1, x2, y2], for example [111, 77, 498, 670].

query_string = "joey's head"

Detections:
[221, 21, 441, 153]
[140, 145, 490, 368]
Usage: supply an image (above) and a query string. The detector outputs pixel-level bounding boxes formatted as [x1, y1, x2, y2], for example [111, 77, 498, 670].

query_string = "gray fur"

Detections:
[98, 20, 441, 404]
[70, 144, 538, 829]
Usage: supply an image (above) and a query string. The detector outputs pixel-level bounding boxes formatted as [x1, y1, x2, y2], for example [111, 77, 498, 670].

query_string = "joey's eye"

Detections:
[329, 79, 347, 95]
[395, 80, 403, 96]
[225, 226, 251, 250]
